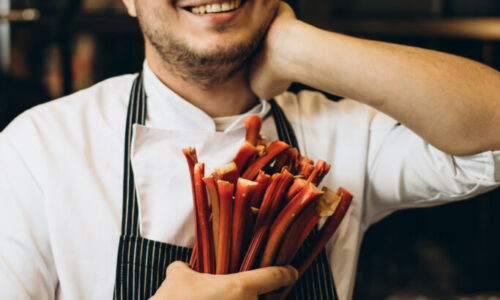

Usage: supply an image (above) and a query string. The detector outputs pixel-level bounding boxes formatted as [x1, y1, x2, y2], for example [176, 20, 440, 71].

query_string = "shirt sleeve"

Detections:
[0, 134, 57, 300]
[363, 123, 500, 226]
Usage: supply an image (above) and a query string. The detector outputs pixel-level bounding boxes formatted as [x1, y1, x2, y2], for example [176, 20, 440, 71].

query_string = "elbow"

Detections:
[440, 112, 500, 156]
[435, 134, 500, 157]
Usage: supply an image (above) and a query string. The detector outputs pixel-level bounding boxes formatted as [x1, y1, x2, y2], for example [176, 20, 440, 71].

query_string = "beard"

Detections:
[137, 12, 270, 89]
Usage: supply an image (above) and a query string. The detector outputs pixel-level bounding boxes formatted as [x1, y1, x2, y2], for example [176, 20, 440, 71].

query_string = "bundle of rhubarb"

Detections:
[183, 115, 352, 292]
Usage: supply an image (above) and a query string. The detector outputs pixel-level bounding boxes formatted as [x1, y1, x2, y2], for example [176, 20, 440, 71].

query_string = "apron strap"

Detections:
[268, 99, 299, 149]
[268, 98, 339, 300]
[121, 72, 147, 236]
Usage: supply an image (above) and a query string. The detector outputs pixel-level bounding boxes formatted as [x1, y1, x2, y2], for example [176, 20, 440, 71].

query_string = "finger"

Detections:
[166, 261, 190, 276]
[278, 1, 296, 18]
[231, 265, 298, 295]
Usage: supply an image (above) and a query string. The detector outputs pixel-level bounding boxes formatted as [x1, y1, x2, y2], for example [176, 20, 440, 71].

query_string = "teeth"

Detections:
[212, 3, 221, 12]
[190, 1, 241, 14]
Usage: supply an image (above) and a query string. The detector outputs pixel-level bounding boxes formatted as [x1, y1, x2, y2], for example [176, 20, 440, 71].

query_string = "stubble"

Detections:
[136, 4, 272, 89]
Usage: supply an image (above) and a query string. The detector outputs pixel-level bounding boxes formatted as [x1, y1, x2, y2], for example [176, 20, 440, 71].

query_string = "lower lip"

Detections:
[183, 4, 244, 24]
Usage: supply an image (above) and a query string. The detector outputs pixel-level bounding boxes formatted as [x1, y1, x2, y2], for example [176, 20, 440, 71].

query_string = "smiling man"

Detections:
[0, 0, 499, 300]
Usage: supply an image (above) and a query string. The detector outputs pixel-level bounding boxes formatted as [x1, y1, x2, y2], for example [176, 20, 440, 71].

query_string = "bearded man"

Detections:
[0, 1, 499, 299]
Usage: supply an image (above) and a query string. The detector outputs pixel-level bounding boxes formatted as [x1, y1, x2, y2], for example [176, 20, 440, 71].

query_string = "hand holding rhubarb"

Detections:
[150, 261, 298, 300]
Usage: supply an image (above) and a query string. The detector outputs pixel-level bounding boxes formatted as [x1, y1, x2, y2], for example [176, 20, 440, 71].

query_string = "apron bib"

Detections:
[113, 73, 339, 300]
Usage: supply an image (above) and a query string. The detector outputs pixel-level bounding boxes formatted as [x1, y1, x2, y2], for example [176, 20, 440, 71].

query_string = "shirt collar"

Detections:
[142, 60, 270, 133]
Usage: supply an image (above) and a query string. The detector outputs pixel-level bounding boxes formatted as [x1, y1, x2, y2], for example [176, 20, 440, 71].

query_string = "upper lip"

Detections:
[178, 0, 235, 8]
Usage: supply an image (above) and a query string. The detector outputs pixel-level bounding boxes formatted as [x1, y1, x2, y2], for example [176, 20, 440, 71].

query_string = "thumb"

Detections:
[166, 261, 191, 276]
[231, 265, 298, 295]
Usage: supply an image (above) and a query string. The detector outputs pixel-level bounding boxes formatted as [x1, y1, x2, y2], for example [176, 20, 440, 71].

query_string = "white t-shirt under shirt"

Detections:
[0, 61, 499, 300]
[213, 105, 263, 132]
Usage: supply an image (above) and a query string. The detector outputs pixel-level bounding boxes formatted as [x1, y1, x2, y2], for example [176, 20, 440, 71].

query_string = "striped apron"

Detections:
[113, 73, 339, 300]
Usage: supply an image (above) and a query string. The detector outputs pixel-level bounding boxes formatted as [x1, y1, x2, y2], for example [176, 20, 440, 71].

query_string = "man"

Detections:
[0, 0, 499, 299]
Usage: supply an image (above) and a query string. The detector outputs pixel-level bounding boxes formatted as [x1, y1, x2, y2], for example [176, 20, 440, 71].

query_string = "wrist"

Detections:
[264, 15, 301, 80]
[271, 20, 318, 84]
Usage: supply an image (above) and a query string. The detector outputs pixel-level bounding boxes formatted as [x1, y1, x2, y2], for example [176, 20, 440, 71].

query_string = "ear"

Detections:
[122, 0, 137, 17]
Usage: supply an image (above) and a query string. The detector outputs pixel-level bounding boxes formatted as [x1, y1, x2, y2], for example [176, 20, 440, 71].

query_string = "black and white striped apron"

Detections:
[113, 73, 339, 300]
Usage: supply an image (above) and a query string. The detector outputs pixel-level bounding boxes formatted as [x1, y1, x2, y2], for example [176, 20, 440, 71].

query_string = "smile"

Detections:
[188, 0, 242, 14]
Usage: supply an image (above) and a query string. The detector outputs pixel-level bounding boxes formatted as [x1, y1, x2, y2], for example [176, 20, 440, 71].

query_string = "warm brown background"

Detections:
[1, 0, 499, 299]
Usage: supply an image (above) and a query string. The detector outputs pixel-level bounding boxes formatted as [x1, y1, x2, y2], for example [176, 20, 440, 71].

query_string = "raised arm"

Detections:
[250, 2, 500, 156]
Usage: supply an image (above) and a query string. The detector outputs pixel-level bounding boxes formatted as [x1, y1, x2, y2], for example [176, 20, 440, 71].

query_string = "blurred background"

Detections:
[0, 0, 499, 299]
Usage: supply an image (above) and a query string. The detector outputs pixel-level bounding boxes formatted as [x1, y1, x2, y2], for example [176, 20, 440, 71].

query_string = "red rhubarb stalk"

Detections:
[285, 159, 330, 201]
[249, 170, 271, 208]
[286, 178, 307, 201]
[239, 174, 280, 272]
[216, 180, 234, 275]
[182, 147, 198, 186]
[266, 169, 295, 221]
[248, 139, 270, 166]
[307, 160, 331, 186]
[245, 115, 263, 146]
[251, 174, 280, 234]
[194, 163, 215, 274]
[242, 140, 290, 180]
[203, 175, 220, 261]
[295, 188, 353, 275]
[253, 169, 293, 234]
[286, 148, 300, 173]
[230, 178, 258, 273]
[275, 187, 341, 266]
[272, 148, 300, 174]
[315, 164, 331, 185]
[274, 204, 320, 266]
[272, 150, 291, 174]
[259, 183, 324, 268]
[233, 141, 258, 173]
[255, 144, 266, 157]
[242, 205, 259, 258]
[215, 162, 239, 185]
[189, 243, 199, 271]
[240, 170, 294, 271]
[183, 148, 202, 271]
[239, 223, 267, 272]
[257, 138, 271, 148]
[297, 156, 314, 178]
[277, 188, 352, 300]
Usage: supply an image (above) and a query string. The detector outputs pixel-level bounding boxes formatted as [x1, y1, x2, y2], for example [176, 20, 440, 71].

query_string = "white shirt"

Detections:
[1, 62, 499, 300]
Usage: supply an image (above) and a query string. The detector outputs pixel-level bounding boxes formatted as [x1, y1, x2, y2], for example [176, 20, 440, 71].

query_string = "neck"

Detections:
[146, 47, 258, 118]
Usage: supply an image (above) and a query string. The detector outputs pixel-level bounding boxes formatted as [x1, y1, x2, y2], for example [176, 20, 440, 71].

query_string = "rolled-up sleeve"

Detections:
[0, 134, 57, 300]
[364, 124, 500, 226]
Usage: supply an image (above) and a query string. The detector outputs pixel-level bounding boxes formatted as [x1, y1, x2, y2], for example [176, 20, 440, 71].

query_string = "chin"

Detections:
[186, 30, 261, 55]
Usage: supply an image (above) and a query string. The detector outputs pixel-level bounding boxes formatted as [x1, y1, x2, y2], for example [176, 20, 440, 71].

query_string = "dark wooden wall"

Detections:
[1, 1, 499, 299]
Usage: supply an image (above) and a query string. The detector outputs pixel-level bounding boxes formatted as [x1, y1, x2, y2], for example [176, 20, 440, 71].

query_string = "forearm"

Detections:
[282, 21, 500, 155]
